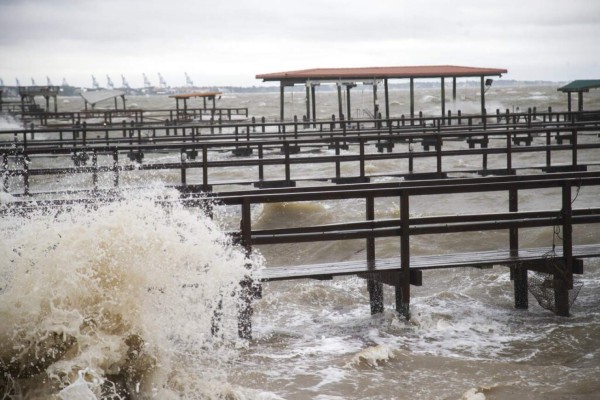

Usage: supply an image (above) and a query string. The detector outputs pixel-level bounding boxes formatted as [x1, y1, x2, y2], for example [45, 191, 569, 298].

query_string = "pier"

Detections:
[2, 81, 600, 340]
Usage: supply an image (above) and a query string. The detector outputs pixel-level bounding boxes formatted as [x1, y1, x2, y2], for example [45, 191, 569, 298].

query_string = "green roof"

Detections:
[558, 80, 600, 92]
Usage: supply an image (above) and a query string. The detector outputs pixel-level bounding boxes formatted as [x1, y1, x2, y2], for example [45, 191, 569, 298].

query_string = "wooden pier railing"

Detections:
[2, 117, 599, 196]
[4, 173, 599, 339]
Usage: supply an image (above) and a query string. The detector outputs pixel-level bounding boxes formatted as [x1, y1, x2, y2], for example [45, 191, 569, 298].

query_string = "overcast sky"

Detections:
[1, 0, 599, 88]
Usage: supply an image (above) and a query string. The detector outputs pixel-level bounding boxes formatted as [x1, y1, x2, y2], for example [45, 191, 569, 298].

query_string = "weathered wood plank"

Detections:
[256, 244, 600, 282]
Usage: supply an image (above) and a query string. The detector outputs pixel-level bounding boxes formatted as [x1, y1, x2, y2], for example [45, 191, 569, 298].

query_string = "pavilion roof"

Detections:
[557, 80, 600, 93]
[169, 91, 222, 99]
[256, 65, 507, 83]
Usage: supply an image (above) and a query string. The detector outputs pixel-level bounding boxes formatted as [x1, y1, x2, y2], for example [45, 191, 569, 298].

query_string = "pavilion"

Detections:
[169, 91, 222, 116]
[256, 65, 507, 121]
[557, 80, 600, 112]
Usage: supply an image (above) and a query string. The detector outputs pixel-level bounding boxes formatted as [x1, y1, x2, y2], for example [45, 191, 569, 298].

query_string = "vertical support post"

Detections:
[305, 84, 310, 122]
[384, 78, 390, 120]
[409, 78, 415, 122]
[396, 192, 410, 319]
[510, 187, 528, 309]
[258, 144, 264, 181]
[239, 198, 254, 339]
[284, 142, 291, 183]
[480, 76, 486, 117]
[578, 92, 583, 112]
[279, 83, 285, 121]
[440, 77, 446, 123]
[202, 145, 208, 189]
[366, 195, 383, 314]
[571, 125, 578, 167]
[373, 81, 378, 125]
[337, 83, 343, 121]
[452, 77, 457, 100]
[555, 183, 573, 317]
[346, 84, 353, 121]
[311, 84, 317, 126]
[112, 150, 119, 187]
[359, 138, 365, 178]
[506, 130, 512, 173]
[334, 140, 341, 179]
[546, 130, 552, 168]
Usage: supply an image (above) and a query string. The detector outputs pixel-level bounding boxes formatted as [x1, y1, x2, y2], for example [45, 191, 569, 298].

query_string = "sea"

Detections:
[1, 83, 599, 399]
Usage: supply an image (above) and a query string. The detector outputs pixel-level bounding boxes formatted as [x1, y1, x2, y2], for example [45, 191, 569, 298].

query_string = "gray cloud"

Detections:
[1, 0, 599, 86]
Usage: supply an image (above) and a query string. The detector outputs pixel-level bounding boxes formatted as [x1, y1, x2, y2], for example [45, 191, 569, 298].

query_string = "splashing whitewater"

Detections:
[0, 187, 263, 398]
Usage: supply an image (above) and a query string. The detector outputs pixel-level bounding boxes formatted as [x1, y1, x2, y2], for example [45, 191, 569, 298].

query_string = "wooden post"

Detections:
[280, 84, 285, 121]
[239, 198, 254, 339]
[258, 144, 264, 181]
[367, 195, 383, 314]
[480, 76, 486, 116]
[305, 85, 310, 123]
[396, 192, 410, 319]
[311, 84, 317, 126]
[510, 188, 528, 309]
[409, 78, 415, 122]
[337, 83, 343, 121]
[384, 78, 390, 120]
[112, 150, 119, 187]
[555, 183, 573, 317]
[346, 84, 353, 120]
[202, 145, 208, 189]
[452, 77, 457, 100]
[546, 130, 552, 168]
[440, 77, 446, 123]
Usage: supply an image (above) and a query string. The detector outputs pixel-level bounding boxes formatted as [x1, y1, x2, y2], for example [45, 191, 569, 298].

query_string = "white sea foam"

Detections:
[0, 186, 263, 398]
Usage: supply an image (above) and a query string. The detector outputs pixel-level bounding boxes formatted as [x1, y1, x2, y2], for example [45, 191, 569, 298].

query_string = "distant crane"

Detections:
[185, 72, 194, 88]
[91, 75, 100, 89]
[121, 74, 130, 90]
[15, 78, 21, 87]
[142, 73, 152, 89]
[46, 76, 53, 86]
[158, 72, 167, 89]
[106, 75, 115, 89]
[31, 78, 36, 86]
[62, 78, 69, 87]
[0, 77, 4, 86]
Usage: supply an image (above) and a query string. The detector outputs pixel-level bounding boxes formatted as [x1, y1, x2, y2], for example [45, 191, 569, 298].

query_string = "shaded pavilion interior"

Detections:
[557, 80, 600, 112]
[256, 65, 507, 121]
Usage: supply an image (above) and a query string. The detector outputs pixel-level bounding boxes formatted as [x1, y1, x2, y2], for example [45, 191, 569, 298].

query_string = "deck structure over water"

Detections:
[256, 65, 507, 121]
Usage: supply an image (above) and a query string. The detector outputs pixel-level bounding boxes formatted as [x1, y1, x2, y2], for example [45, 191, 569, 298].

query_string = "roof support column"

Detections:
[409, 78, 415, 123]
[578, 92, 584, 112]
[346, 84, 356, 121]
[441, 77, 446, 123]
[337, 83, 343, 120]
[311, 84, 317, 123]
[384, 78, 390, 119]
[305, 85, 310, 121]
[480, 76, 486, 116]
[280, 83, 285, 121]
[452, 77, 457, 100]
[373, 81, 379, 118]
[567, 92, 572, 113]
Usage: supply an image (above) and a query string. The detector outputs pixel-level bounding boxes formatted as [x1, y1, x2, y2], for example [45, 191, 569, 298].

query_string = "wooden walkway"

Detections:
[2, 111, 600, 196]
[2, 109, 600, 339]
[258, 245, 600, 282]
